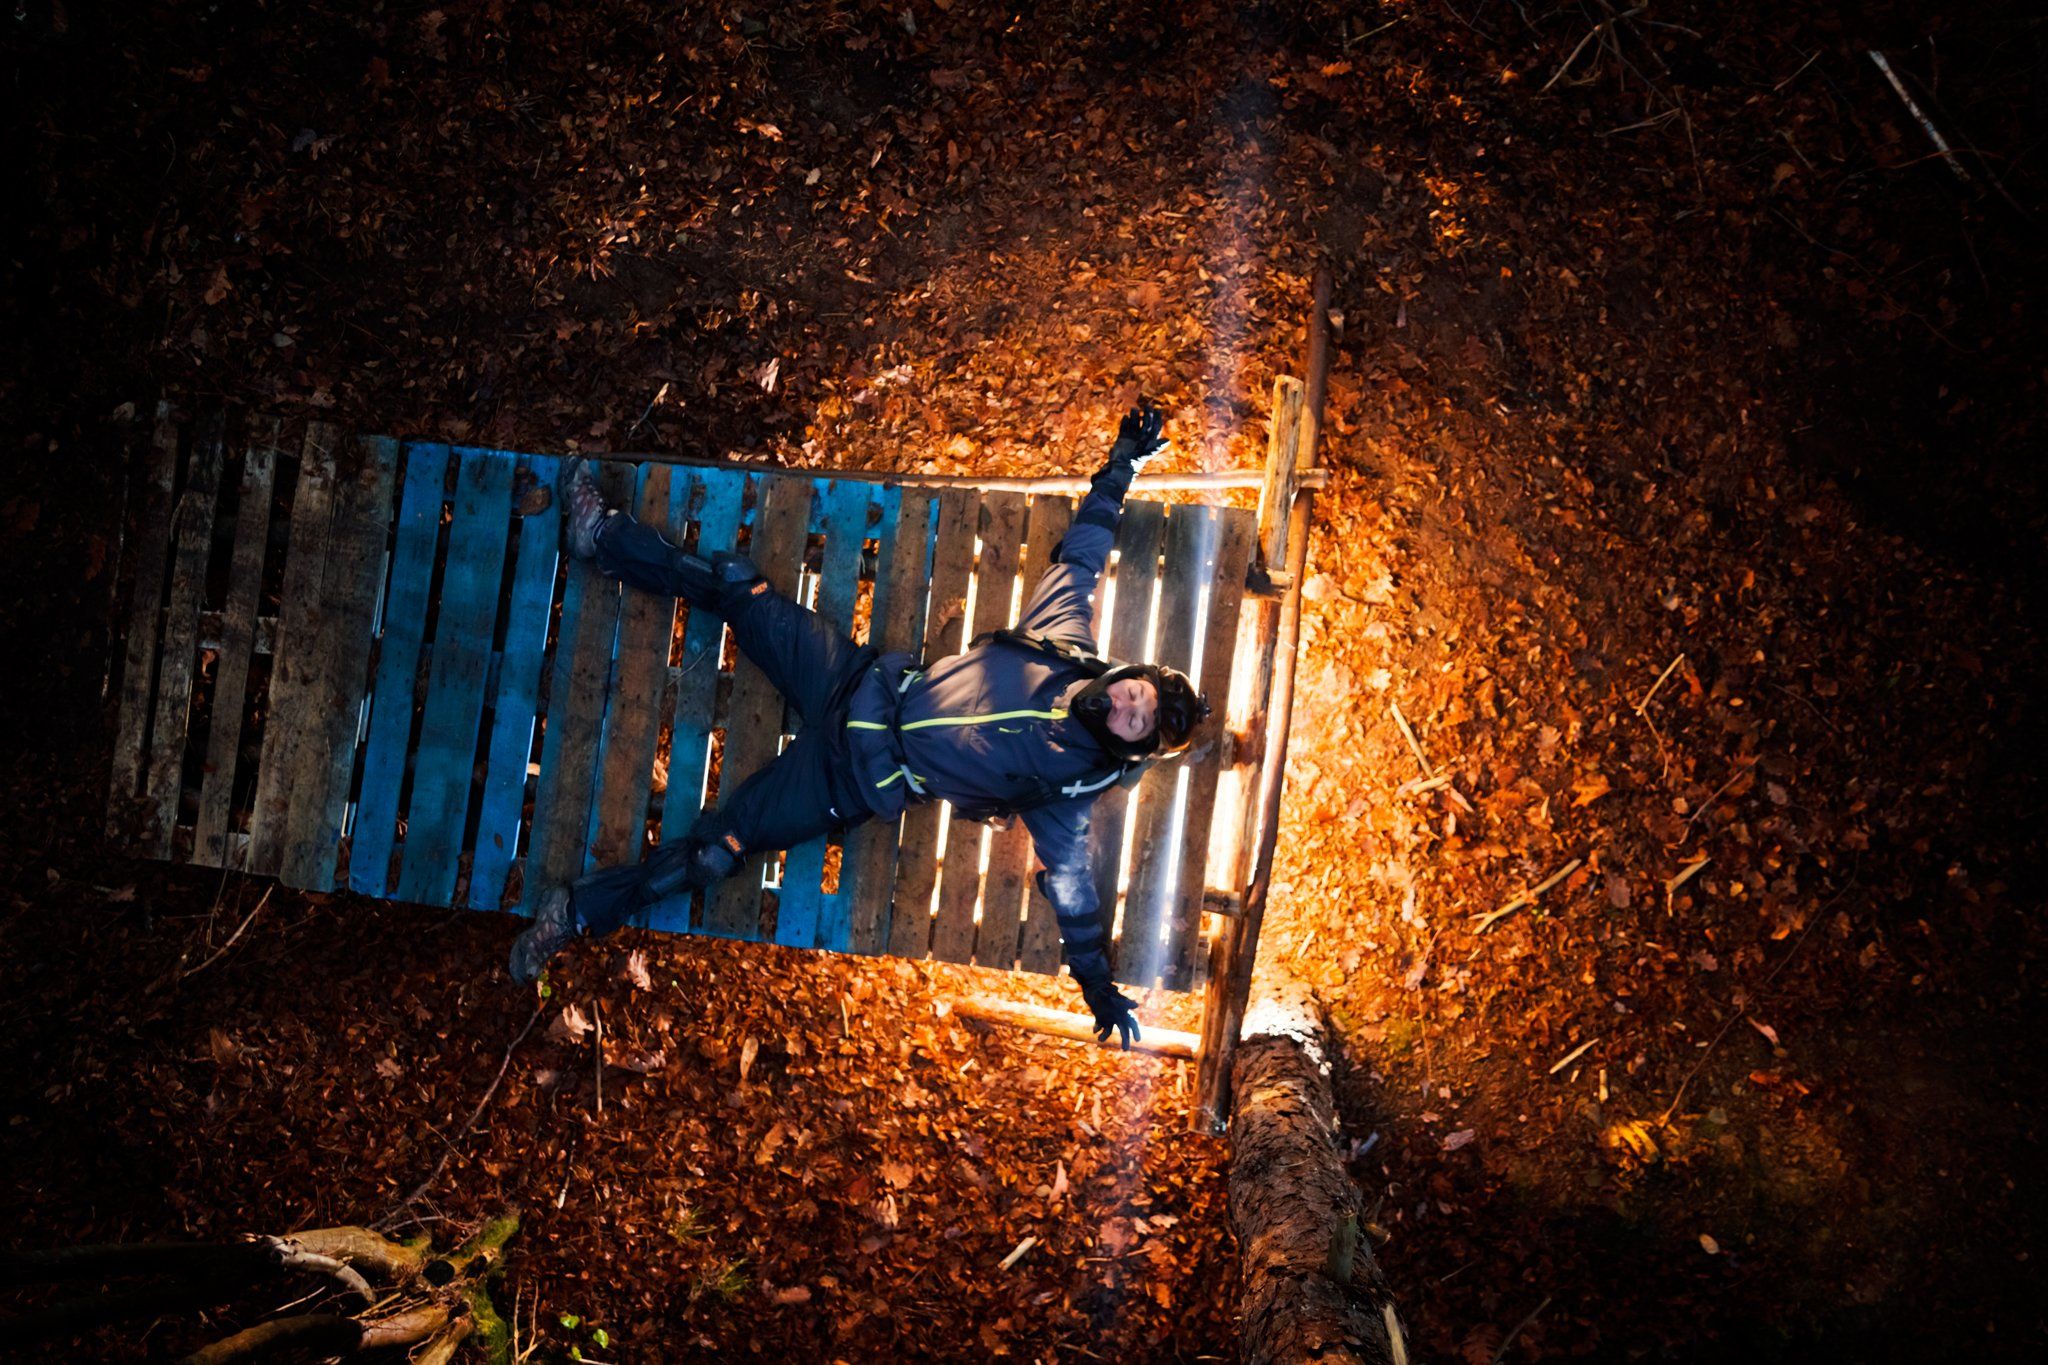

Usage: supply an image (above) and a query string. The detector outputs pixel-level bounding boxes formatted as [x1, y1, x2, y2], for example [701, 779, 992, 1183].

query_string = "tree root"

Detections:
[2, 1210, 520, 1361]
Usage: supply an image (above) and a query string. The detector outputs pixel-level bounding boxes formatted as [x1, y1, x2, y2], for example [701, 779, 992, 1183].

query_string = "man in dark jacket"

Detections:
[509, 407, 1208, 1048]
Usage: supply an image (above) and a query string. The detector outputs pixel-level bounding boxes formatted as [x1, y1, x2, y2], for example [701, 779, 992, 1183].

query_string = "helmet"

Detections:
[1072, 663, 1212, 762]
[1152, 664, 1210, 755]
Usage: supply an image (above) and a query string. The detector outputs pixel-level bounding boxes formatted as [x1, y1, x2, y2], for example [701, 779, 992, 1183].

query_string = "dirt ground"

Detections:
[4, 1, 2044, 1360]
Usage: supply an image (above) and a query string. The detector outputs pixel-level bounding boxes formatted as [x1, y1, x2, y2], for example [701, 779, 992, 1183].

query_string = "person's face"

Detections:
[1106, 677, 1158, 743]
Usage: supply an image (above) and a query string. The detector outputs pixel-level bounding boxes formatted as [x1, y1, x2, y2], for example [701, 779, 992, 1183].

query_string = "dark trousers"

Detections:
[567, 513, 878, 936]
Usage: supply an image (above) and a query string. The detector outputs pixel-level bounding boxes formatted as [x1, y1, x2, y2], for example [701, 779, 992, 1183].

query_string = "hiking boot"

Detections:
[558, 456, 612, 560]
[508, 886, 579, 984]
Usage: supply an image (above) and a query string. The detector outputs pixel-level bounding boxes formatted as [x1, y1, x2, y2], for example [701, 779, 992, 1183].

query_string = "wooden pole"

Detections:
[617, 451, 1268, 496]
[950, 994, 1199, 1060]
[1195, 266, 1333, 1132]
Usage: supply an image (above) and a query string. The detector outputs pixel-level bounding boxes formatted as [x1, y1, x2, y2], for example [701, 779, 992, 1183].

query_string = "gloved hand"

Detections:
[1109, 402, 1167, 467]
[1070, 952, 1142, 1051]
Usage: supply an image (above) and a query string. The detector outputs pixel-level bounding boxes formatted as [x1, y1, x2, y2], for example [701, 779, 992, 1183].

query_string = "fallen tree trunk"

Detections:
[1230, 975, 1405, 1365]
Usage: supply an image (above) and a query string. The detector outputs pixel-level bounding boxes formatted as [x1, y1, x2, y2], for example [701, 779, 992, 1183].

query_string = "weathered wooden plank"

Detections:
[705, 474, 813, 940]
[466, 454, 561, 912]
[1011, 497, 1078, 976]
[348, 443, 450, 895]
[846, 486, 931, 956]
[885, 487, 978, 960]
[1115, 503, 1209, 988]
[108, 404, 186, 842]
[282, 434, 396, 891]
[1082, 499, 1166, 966]
[642, 468, 747, 935]
[394, 447, 516, 905]
[779, 478, 873, 950]
[929, 489, 1027, 965]
[587, 465, 676, 880]
[192, 418, 281, 867]
[468, 454, 561, 911]
[249, 427, 341, 876]
[1168, 507, 1257, 991]
[138, 411, 227, 858]
[656, 469, 746, 845]
[523, 459, 634, 907]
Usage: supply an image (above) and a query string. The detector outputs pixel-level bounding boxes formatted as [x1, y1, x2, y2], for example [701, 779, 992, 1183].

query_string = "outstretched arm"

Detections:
[1022, 800, 1141, 1049]
[1016, 406, 1167, 647]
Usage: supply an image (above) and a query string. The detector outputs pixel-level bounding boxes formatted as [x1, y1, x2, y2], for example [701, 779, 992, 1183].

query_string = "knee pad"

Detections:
[640, 829, 746, 902]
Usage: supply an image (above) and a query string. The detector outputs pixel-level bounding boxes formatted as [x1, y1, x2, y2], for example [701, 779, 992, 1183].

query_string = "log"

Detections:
[1230, 975, 1405, 1365]
[950, 995, 1199, 1060]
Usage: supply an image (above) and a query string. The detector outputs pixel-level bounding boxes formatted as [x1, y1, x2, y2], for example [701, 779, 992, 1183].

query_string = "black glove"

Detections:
[1070, 952, 1142, 1051]
[1109, 402, 1167, 467]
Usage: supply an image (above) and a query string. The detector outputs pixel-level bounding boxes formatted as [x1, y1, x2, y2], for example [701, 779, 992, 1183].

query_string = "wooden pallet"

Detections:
[106, 407, 1264, 990]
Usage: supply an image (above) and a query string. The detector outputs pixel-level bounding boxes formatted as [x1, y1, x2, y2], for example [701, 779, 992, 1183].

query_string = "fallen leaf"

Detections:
[1571, 774, 1611, 807]
[739, 1035, 759, 1083]
[548, 1003, 592, 1045]
[621, 949, 652, 991]
[1442, 1128, 1477, 1151]
[1747, 1017, 1781, 1047]
[1700, 1233, 1721, 1255]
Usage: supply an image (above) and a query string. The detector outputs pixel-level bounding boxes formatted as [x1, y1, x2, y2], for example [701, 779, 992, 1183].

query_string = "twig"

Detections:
[1388, 701, 1434, 777]
[1868, 51, 1971, 183]
[181, 889, 273, 979]
[1472, 857, 1584, 933]
[1395, 772, 1450, 798]
[1775, 49, 1822, 92]
[1634, 652, 1685, 715]
[622, 381, 672, 442]
[389, 1002, 545, 1215]
[1599, 109, 1680, 138]
[1547, 1037, 1599, 1075]
[1491, 1295, 1553, 1363]
[592, 1000, 603, 1116]
[1663, 856, 1710, 913]
[1542, 7, 1645, 92]
[1684, 767, 1750, 829]
[1657, 875, 1855, 1126]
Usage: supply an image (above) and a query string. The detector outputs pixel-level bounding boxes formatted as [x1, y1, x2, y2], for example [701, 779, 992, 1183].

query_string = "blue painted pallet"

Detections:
[115, 416, 1255, 990]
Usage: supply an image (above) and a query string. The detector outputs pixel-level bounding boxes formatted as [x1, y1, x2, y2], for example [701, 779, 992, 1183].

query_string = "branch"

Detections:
[253, 1236, 374, 1305]
[392, 1002, 544, 1212]
[180, 1314, 360, 1365]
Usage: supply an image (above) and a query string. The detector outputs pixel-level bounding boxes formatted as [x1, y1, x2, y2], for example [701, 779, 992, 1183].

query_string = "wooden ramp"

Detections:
[105, 410, 1265, 992]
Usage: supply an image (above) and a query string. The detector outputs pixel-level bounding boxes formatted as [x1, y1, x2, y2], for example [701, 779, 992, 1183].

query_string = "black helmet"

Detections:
[1072, 663, 1212, 762]
[1152, 664, 1210, 755]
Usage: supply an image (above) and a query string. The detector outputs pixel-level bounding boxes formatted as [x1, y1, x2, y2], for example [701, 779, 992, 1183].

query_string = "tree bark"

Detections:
[1229, 975, 1406, 1365]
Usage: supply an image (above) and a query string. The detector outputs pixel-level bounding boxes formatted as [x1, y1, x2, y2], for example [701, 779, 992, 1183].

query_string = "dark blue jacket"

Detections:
[845, 464, 1140, 965]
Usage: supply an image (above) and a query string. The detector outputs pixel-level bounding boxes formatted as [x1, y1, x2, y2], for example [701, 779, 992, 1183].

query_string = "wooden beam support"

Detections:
[950, 995, 1198, 1060]
[1195, 266, 1333, 1133]
[613, 456, 1267, 497]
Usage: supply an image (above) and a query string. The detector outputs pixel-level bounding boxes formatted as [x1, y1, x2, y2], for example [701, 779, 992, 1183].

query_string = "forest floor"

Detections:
[4, 1, 2045, 1361]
